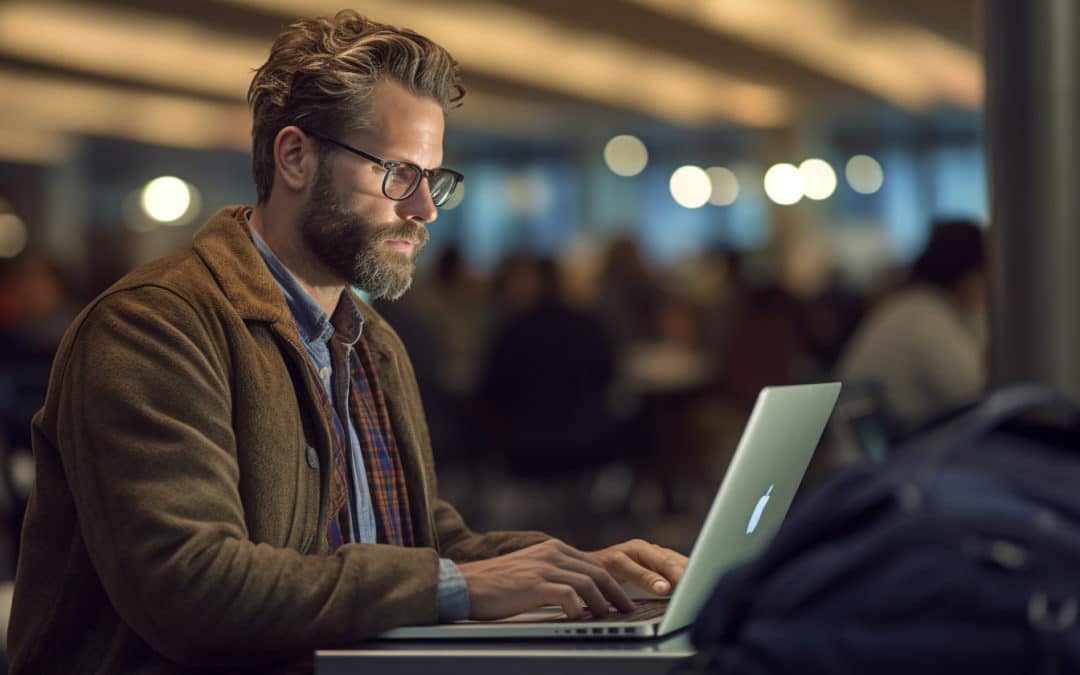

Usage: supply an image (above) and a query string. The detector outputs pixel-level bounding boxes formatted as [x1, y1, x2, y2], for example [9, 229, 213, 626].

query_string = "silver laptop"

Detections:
[381, 382, 841, 640]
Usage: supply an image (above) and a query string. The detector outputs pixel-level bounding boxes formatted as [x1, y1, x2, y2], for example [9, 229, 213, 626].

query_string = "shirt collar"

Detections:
[247, 211, 363, 348]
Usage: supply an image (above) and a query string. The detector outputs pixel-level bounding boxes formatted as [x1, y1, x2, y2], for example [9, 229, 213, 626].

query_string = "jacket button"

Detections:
[305, 445, 319, 470]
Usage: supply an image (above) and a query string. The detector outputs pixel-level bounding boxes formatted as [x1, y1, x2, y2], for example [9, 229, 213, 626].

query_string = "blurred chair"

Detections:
[828, 379, 895, 465]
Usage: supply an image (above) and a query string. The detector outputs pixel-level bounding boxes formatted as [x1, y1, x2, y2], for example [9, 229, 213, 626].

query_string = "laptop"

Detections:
[381, 382, 841, 640]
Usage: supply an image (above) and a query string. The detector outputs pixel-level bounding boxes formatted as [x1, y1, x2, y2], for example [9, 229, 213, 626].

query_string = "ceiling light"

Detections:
[604, 135, 649, 177]
[0, 212, 28, 258]
[225, 0, 792, 125]
[798, 158, 837, 200]
[763, 163, 803, 205]
[845, 155, 884, 194]
[670, 165, 712, 208]
[706, 166, 739, 206]
[141, 177, 199, 224]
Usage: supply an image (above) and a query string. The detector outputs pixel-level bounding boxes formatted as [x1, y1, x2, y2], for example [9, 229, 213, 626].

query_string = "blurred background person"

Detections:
[474, 256, 639, 538]
[838, 219, 988, 435]
[478, 258, 622, 476]
[595, 235, 667, 352]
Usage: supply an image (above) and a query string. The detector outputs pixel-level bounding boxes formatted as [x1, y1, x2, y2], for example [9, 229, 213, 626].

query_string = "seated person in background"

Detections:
[838, 219, 988, 435]
[7, 12, 686, 674]
[479, 257, 622, 477]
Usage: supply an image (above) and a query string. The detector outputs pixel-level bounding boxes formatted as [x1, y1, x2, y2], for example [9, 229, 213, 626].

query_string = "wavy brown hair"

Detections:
[247, 10, 464, 204]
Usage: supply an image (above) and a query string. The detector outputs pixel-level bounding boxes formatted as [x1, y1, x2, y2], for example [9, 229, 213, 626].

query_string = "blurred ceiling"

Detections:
[0, 0, 982, 162]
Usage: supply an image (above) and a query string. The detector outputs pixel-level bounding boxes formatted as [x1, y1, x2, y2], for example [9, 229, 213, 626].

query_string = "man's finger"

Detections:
[536, 582, 586, 620]
[628, 556, 675, 595]
[645, 546, 688, 585]
[621, 542, 688, 593]
[629, 541, 687, 577]
[546, 541, 635, 611]
[544, 570, 610, 618]
[556, 556, 635, 612]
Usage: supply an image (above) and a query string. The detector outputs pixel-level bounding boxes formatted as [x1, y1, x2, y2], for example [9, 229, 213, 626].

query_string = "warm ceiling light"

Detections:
[224, 0, 792, 126]
[0, 71, 250, 150]
[0, 126, 73, 165]
[763, 163, 804, 205]
[0, 2, 265, 100]
[604, 135, 649, 177]
[845, 155, 884, 194]
[629, 0, 981, 110]
[798, 158, 837, 200]
[706, 166, 739, 206]
[670, 165, 712, 208]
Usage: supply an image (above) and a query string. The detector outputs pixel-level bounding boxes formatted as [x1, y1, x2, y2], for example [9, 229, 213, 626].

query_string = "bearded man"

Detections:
[7, 11, 686, 674]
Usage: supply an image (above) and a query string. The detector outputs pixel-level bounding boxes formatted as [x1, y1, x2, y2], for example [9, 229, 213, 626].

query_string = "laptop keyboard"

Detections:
[546, 599, 669, 623]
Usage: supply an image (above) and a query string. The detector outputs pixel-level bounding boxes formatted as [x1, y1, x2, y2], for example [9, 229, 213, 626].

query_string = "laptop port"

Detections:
[624, 627, 636, 634]
[608, 627, 620, 634]
[592, 628, 603, 635]
[575, 628, 587, 635]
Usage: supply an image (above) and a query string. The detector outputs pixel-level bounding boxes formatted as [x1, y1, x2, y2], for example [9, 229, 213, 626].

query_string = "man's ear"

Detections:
[273, 125, 318, 194]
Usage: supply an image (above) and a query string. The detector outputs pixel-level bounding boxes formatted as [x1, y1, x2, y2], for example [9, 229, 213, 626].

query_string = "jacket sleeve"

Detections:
[52, 286, 441, 667]
[433, 498, 549, 562]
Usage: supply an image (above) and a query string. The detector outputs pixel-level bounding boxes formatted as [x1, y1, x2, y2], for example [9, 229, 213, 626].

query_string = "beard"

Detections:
[299, 166, 429, 301]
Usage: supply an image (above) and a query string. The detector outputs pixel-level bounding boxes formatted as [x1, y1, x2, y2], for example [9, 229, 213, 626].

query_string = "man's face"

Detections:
[299, 79, 443, 300]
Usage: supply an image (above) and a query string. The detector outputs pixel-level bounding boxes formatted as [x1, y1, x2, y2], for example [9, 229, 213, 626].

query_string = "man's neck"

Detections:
[249, 204, 344, 317]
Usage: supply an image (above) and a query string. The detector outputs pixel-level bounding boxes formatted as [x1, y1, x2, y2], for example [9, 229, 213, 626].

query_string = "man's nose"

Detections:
[397, 178, 439, 225]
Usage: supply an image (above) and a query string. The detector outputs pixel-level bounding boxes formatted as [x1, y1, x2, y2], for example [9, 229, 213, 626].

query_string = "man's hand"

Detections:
[457, 539, 636, 620]
[587, 539, 688, 596]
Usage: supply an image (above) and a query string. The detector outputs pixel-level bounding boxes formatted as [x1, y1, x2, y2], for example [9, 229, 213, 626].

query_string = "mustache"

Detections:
[370, 220, 429, 247]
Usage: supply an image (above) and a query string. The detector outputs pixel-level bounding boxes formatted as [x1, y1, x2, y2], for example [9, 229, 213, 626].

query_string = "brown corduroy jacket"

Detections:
[7, 206, 548, 674]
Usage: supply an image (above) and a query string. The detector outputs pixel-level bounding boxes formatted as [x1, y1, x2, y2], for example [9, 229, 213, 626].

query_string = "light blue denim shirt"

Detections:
[248, 220, 468, 622]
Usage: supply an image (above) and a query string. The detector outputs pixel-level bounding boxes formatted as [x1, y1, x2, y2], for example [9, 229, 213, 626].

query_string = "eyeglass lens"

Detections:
[385, 166, 459, 206]
[384, 166, 419, 200]
[429, 172, 458, 206]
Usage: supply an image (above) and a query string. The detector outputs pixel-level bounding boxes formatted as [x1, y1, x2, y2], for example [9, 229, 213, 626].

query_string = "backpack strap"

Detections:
[913, 383, 1079, 472]
[947, 383, 1076, 452]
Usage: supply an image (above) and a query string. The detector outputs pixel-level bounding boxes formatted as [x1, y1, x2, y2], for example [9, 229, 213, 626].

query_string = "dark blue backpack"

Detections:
[688, 384, 1080, 675]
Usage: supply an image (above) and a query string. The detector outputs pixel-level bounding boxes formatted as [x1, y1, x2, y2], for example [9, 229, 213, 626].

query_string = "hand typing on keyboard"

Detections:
[586, 539, 688, 596]
[458, 539, 636, 620]
[457, 538, 687, 622]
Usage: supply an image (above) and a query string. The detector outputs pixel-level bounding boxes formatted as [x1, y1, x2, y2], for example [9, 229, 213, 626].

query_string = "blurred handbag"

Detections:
[685, 383, 1080, 675]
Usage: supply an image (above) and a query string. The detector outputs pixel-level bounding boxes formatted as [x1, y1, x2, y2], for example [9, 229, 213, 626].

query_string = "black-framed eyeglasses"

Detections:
[300, 127, 464, 207]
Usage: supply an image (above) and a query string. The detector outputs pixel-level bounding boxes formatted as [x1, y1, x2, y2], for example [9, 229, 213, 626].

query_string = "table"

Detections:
[316, 630, 697, 675]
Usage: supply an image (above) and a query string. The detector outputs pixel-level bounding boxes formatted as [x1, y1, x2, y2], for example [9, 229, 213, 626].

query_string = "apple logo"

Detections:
[746, 484, 774, 534]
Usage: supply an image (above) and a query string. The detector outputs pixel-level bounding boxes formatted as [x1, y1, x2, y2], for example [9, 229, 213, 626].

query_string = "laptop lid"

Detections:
[656, 382, 841, 635]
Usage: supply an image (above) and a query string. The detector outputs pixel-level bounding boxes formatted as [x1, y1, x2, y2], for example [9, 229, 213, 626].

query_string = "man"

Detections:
[7, 11, 687, 674]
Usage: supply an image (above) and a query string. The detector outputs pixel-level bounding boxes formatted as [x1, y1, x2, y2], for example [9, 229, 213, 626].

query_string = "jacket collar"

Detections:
[191, 205, 397, 366]
[193, 206, 293, 326]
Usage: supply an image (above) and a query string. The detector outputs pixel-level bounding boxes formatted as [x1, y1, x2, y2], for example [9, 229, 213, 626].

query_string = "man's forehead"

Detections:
[351, 81, 445, 162]
[369, 79, 444, 123]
